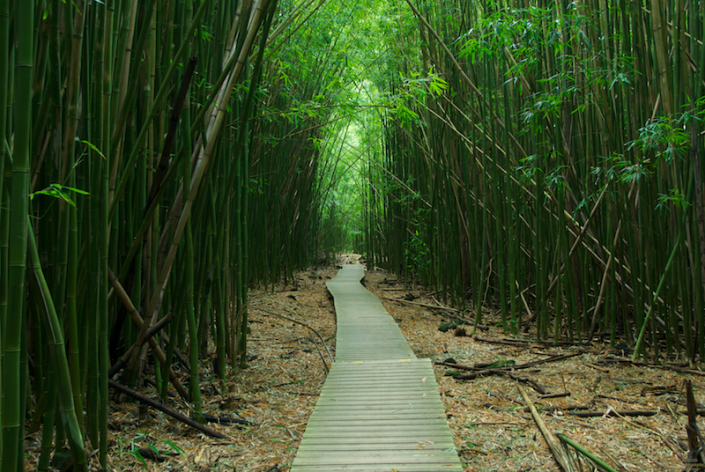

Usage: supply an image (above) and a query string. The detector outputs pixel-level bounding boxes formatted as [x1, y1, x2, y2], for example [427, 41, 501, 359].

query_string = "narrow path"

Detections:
[291, 265, 463, 471]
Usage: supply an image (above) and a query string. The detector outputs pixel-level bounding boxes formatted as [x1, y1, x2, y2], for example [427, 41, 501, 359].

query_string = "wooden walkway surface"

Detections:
[291, 265, 463, 471]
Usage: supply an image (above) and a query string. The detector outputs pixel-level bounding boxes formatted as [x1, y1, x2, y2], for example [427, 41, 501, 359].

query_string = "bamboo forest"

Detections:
[1, 0, 704, 470]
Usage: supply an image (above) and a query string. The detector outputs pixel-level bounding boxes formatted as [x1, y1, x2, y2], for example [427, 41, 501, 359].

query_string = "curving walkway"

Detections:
[291, 265, 464, 471]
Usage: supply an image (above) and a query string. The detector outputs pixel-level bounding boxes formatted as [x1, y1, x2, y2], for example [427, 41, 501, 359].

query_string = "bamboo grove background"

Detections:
[365, 0, 705, 361]
[0, 0, 365, 469]
[3, 0, 705, 468]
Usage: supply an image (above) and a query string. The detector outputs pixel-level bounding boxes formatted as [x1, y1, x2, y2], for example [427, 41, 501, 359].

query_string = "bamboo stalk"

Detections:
[632, 234, 681, 361]
[518, 384, 576, 472]
[2, 3, 33, 469]
[556, 434, 618, 472]
[27, 218, 87, 472]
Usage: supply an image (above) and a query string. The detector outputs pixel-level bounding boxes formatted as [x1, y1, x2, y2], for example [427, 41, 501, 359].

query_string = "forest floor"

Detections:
[30, 258, 699, 471]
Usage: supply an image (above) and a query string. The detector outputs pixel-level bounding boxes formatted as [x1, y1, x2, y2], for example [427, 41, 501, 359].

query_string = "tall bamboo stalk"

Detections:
[2, 3, 33, 470]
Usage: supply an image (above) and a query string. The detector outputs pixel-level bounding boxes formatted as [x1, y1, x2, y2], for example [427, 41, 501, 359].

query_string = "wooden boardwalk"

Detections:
[291, 265, 463, 471]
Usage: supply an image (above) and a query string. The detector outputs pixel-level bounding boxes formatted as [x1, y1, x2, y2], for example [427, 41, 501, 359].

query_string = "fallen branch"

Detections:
[108, 268, 189, 399]
[507, 372, 548, 394]
[380, 295, 461, 312]
[474, 336, 531, 347]
[527, 404, 705, 418]
[596, 357, 705, 376]
[453, 367, 537, 380]
[567, 409, 659, 418]
[134, 447, 172, 462]
[438, 352, 583, 376]
[518, 384, 576, 472]
[435, 361, 492, 372]
[584, 362, 610, 373]
[201, 413, 254, 427]
[108, 313, 176, 378]
[685, 380, 705, 468]
[109, 380, 227, 439]
[253, 305, 333, 373]
[540, 392, 571, 400]
[670, 367, 705, 377]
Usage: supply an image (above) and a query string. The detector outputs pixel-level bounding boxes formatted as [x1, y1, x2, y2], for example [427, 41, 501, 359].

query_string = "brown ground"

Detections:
[26, 256, 699, 471]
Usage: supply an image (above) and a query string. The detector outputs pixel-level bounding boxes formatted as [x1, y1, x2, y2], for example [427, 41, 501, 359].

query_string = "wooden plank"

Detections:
[322, 379, 437, 387]
[321, 380, 435, 386]
[315, 396, 442, 404]
[311, 405, 445, 413]
[323, 371, 437, 378]
[315, 394, 442, 402]
[320, 386, 440, 393]
[311, 404, 445, 412]
[307, 415, 446, 422]
[296, 443, 454, 452]
[296, 434, 455, 443]
[298, 431, 454, 440]
[311, 403, 445, 411]
[293, 453, 460, 465]
[291, 465, 463, 472]
[298, 448, 455, 465]
[306, 417, 449, 425]
[301, 426, 452, 435]
[294, 453, 460, 462]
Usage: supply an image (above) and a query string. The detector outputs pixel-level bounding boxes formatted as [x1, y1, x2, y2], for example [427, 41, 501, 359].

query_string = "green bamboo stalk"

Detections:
[2, 2, 33, 470]
[0, 0, 9, 456]
[632, 234, 681, 361]
[556, 434, 618, 472]
[0, 188, 8, 457]
[99, 0, 115, 465]
[0, 0, 9, 231]
[37, 351, 56, 471]
[180, 0, 202, 421]
[27, 217, 87, 472]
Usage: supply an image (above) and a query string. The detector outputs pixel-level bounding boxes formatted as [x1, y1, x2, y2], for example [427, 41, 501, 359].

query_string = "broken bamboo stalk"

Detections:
[540, 392, 571, 400]
[556, 434, 618, 472]
[438, 351, 583, 377]
[685, 380, 705, 467]
[108, 268, 189, 400]
[507, 372, 548, 394]
[518, 384, 576, 472]
[109, 380, 227, 439]
[380, 295, 461, 312]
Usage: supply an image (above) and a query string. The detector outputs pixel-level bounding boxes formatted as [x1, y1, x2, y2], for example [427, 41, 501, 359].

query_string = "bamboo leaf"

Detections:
[76, 137, 106, 159]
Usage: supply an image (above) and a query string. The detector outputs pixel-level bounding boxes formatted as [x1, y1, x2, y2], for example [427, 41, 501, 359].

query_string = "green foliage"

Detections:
[30, 183, 89, 207]
[159, 439, 185, 457]
[656, 188, 690, 213]
[591, 154, 651, 185]
[129, 450, 148, 469]
[629, 118, 689, 163]
[76, 137, 106, 160]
